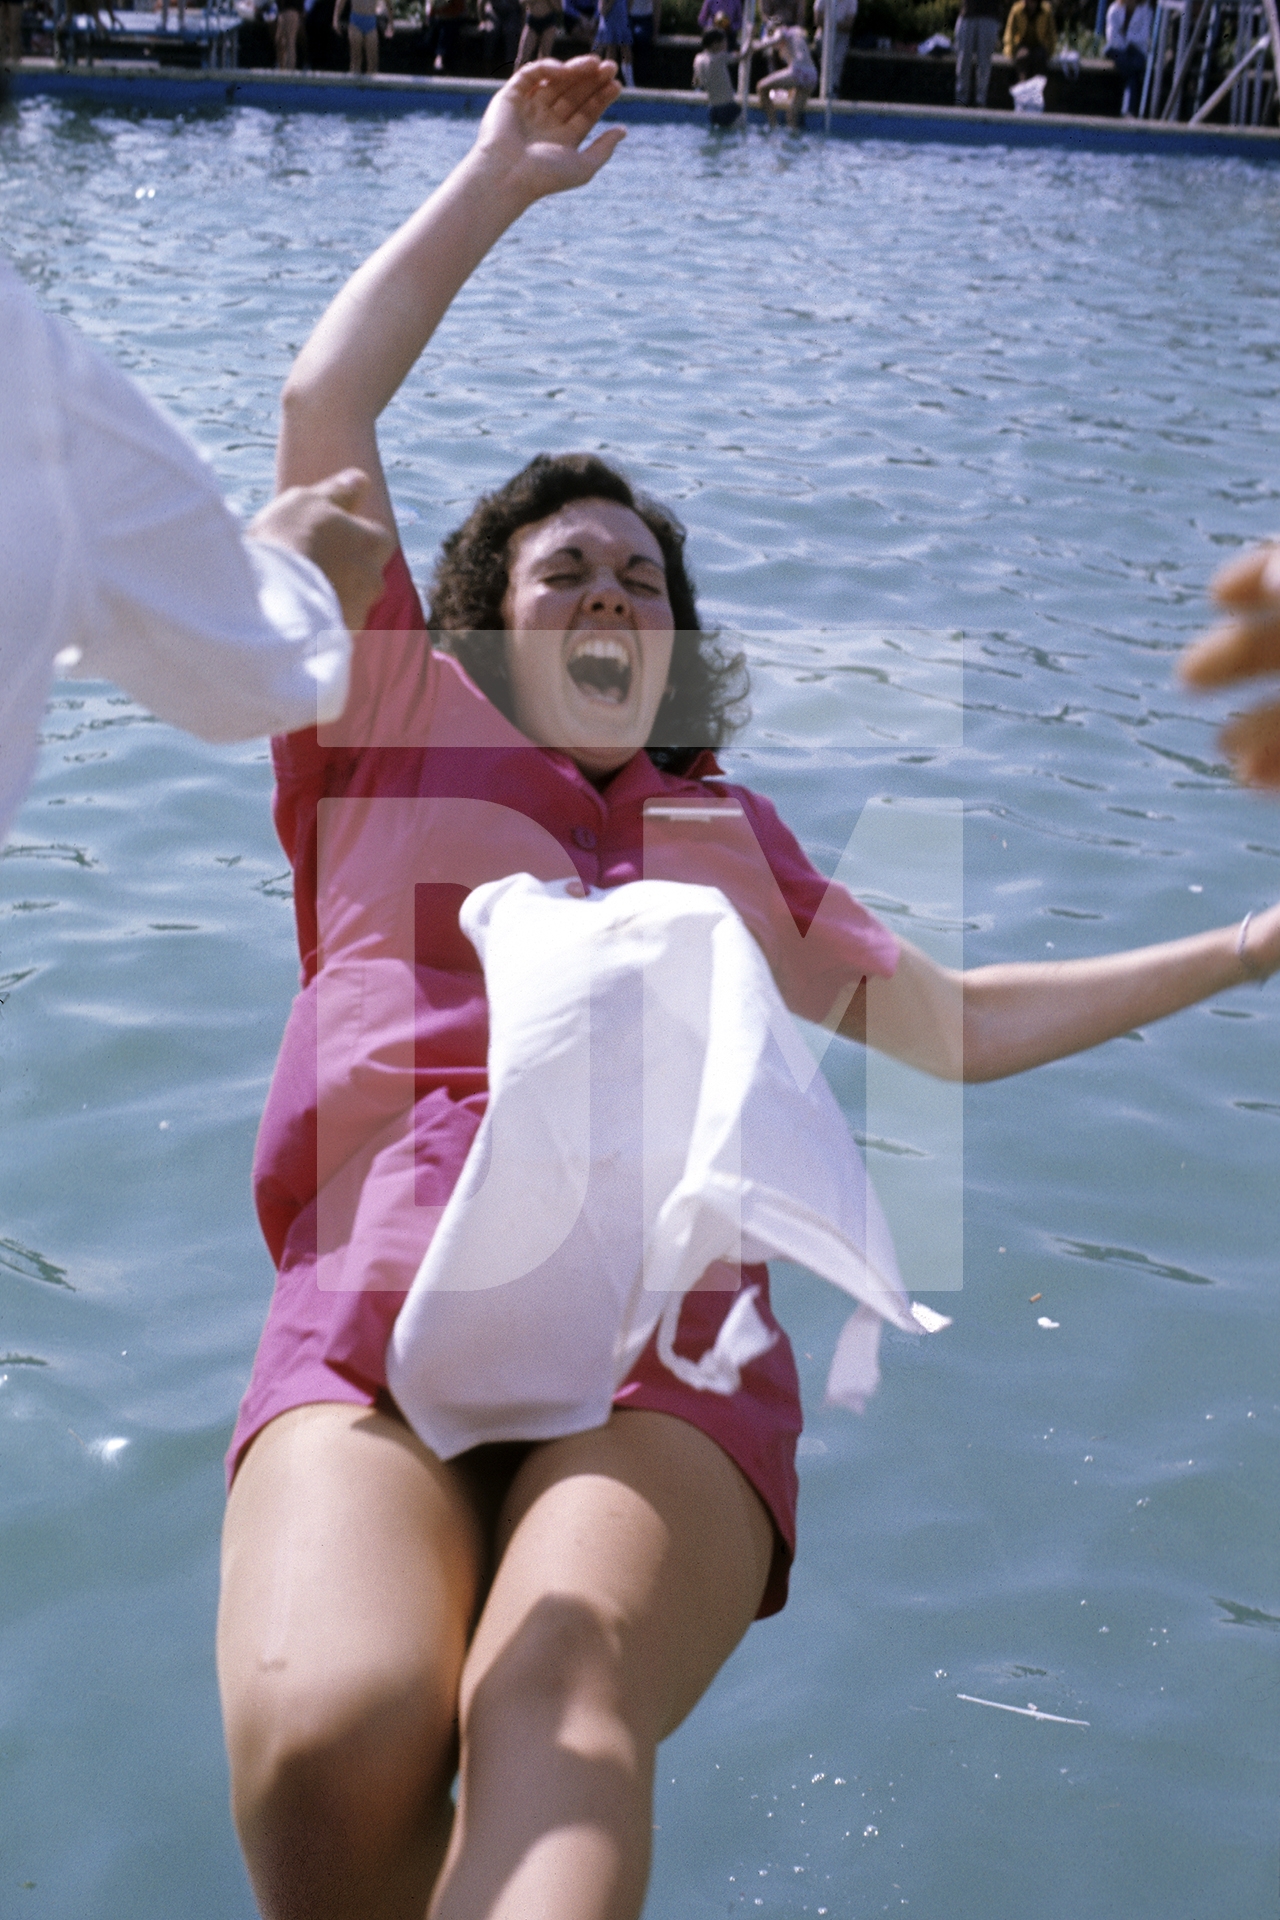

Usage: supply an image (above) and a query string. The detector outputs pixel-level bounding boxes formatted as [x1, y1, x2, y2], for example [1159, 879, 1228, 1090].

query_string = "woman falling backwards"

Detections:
[215, 58, 1279, 1920]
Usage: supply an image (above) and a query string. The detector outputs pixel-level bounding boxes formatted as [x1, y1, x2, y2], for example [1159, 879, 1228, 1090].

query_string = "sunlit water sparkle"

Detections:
[1, 98, 1278, 1920]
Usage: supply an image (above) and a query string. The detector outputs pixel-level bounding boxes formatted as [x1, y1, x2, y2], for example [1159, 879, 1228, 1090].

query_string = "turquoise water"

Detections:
[2, 98, 1278, 1919]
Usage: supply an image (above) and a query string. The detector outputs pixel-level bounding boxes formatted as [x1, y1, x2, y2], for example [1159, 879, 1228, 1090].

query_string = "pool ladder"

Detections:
[1137, 0, 1278, 123]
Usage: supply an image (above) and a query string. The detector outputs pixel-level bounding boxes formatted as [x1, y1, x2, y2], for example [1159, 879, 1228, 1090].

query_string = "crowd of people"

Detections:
[0, 0, 1164, 125]
[337, 0, 1156, 123]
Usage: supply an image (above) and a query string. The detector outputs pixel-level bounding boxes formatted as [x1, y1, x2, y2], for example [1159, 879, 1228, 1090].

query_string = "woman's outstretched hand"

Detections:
[1180, 541, 1280, 788]
[475, 56, 626, 203]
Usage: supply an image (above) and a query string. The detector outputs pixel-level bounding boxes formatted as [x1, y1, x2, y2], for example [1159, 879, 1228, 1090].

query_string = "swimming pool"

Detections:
[1, 98, 1277, 1919]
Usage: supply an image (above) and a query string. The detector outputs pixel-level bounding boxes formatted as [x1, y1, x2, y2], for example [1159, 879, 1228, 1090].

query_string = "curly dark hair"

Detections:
[427, 453, 748, 771]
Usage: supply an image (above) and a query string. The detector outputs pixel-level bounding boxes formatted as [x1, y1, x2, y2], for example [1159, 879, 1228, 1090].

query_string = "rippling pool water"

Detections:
[1, 98, 1277, 1920]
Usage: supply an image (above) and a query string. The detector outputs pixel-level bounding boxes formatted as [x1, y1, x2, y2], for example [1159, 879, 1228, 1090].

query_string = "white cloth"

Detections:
[1104, 0, 1152, 51]
[387, 874, 948, 1460]
[0, 257, 350, 839]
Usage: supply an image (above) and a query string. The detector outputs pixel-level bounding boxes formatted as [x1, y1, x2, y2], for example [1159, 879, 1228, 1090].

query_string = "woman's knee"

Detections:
[227, 1655, 455, 1860]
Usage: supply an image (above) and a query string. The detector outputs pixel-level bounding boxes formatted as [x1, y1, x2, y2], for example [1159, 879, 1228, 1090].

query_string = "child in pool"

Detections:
[215, 58, 1280, 1920]
[754, 17, 818, 127]
[694, 27, 744, 127]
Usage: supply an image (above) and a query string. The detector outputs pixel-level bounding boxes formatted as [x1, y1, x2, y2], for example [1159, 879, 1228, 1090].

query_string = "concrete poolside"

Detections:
[9, 60, 1280, 160]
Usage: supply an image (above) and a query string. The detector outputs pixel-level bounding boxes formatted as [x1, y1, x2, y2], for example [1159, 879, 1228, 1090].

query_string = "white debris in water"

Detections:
[87, 1437, 129, 1465]
[1037, 1316, 1060, 1329]
[957, 1693, 1089, 1727]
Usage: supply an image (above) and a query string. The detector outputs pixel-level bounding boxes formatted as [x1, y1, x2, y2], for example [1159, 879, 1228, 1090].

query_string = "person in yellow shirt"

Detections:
[1003, 0, 1055, 78]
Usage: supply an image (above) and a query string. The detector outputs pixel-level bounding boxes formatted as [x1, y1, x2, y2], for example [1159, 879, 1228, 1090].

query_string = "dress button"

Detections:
[571, 826, 598, 851]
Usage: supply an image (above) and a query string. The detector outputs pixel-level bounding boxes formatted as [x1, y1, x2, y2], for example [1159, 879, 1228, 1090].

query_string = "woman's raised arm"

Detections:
[839, 903, 1280, 1083]
[277, 58, 625, 538]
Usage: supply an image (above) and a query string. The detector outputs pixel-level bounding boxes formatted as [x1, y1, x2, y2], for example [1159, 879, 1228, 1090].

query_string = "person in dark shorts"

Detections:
[694, 26, 743, 124]
[627, 0, 657, 73]
[515, 0, 564, 62]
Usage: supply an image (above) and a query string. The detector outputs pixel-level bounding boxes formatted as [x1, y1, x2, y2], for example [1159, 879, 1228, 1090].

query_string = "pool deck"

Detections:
[10, 60, 1280, 160]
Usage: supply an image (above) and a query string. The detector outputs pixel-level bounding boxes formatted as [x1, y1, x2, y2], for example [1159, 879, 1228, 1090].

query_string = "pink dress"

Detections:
[229, 553, 899, 1615]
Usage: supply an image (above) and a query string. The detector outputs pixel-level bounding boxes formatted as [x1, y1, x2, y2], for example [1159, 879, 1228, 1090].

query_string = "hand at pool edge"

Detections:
[1180, 540, 1280, 788]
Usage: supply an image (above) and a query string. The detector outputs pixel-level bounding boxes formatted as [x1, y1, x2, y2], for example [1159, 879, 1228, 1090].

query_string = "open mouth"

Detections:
[566, 634, 633, 705]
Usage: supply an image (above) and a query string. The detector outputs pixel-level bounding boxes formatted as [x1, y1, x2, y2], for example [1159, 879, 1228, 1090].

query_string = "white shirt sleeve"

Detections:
[0, 258, 351, 838]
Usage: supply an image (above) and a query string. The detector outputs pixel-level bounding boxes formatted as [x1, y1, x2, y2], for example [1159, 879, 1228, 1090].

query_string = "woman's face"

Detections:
[500, 498, 677, 778]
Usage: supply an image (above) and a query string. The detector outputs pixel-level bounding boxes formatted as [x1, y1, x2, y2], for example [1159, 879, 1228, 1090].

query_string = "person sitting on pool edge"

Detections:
[1003, 0, 1056, 81]
[213, 58, 1280, 1920]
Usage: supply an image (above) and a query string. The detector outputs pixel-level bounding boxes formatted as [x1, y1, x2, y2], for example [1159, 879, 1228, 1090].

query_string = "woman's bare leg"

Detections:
[787, 83, 811, 128]
[429, 1409, 775, 1920]
[274, 9, 297, 67]
[365, 23, 380, 71]
[347, 21, 362, 69]
[217, 1403, 489, 1920]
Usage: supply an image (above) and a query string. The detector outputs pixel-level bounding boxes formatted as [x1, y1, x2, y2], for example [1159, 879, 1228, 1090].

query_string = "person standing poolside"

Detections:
[1182, 541, 1280, 789]
[335, 0, 391, 72]
[626, 0, 657, 75]
[756, 17, 817, 125]
[515, 0, 564, 63]
[954, 0, 1002, 105]
[697, 0, 741, 41]
[813, 0, 856, 98]
[425, 0, 467, 71]
[484, 0, 524, 68]
[0, 0, 22, 66]
[593, 0, 631, 84]
[694, 24, 743, 122]
[275, 0, 304, 67]
[211, 58, 1280, 1920]
[1103, 0, 1152, 112]
[0, 257, 392, 842]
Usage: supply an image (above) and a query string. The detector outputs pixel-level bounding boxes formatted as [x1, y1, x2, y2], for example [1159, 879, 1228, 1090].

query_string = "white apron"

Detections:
[387, 874, 947, 1458]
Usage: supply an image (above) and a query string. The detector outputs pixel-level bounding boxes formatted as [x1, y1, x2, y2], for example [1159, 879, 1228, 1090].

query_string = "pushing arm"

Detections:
[1180, 540, 1280, 788]
[277, 58, 626, 539]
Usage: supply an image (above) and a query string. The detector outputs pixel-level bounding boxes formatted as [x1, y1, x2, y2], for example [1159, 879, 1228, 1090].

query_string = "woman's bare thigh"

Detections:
[479, 1408, 774, 1739]
[424, 1411, 776, 1920]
